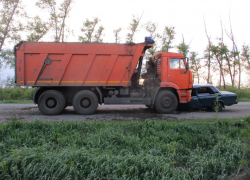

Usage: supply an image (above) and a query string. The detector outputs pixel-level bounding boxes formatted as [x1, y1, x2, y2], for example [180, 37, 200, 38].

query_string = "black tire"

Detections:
[38, 90, 65, 115]
[212, 101, 223, 112]
[154, 90, 178, 114]
[73, 90, 98, 115]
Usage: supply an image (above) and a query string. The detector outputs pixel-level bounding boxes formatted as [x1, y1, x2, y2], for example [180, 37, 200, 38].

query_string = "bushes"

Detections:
[0, 87, 36, 101]
[0, 118, 249, 179]
[219, 86, 250, 99]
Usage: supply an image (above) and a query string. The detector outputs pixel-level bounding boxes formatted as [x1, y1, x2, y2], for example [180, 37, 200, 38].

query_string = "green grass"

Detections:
[0, 117, 249, 180]
[0, 100, 34, 104]
[237, 98, 250, 102]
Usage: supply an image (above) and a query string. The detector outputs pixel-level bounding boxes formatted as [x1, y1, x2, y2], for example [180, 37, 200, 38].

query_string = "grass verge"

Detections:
[0, 100, 34, 104]
[0, 117, 249, 179]
[237, 98, 250, 102]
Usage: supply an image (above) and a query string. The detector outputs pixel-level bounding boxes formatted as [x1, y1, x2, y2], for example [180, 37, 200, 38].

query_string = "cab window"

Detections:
[170, 59, 179, 69]
[170, 58, 186, 69]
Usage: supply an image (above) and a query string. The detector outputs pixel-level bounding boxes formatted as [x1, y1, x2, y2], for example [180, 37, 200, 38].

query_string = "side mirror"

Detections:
[186, 57, 189, 70]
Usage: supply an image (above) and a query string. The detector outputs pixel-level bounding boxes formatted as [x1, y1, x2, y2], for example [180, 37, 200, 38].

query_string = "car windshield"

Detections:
[213, 87, 220, 93]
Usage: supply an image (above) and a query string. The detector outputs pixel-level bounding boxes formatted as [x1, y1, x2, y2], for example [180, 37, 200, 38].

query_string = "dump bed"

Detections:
[15, 42, 152, 87]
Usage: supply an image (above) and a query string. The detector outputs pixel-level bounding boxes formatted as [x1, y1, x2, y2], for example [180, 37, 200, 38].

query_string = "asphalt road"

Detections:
[0, 102, 249, 122]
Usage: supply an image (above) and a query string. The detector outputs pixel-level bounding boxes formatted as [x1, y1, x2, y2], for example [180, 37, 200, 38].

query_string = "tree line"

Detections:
[144, 20, 250, 90]
[0, 0, 249, 89]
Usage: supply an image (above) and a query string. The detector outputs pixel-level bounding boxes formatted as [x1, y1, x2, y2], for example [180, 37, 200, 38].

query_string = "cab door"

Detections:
[167, 58, 188, 89]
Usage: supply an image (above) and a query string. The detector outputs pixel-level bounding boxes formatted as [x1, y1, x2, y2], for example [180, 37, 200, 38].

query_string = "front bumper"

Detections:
[234, 99, 238, 104]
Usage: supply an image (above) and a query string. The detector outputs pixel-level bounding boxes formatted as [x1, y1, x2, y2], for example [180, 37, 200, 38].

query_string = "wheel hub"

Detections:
[80, 98, 91, 108]
[161, 97, 172, 108]
[46, 98, 57, 108]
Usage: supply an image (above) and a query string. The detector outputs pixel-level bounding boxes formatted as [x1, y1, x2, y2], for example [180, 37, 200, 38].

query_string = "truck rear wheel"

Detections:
[73, 90, 98, 115]
[154, 90, 178, 114]
[38, 90, 65, 115]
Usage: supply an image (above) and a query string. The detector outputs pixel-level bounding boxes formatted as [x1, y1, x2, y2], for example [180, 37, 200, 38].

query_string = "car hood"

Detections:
[220, 91, 237, 95]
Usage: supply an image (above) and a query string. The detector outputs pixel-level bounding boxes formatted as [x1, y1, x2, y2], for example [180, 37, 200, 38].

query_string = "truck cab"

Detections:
[141, 52, 193, 111]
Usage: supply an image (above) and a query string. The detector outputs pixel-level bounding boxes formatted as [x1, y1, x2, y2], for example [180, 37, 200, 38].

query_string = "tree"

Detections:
[224, 48, 235, 87]
[0, 0, 25, 69]
[78, 18, 104, 43]
[113, 28, 121, 43]
[36, 0, 73, 42]
[203, 17, 212, 84]
[5, 76, 15, 88]
[203, 45, 213, 84]
[211, 21, 227, 90]
[93, 25, 104, 43]
[241, 45, 250, 71]
[226, 15, 241, 89]
[211, 42, 227, 89]
[0, 49, 15, 68]
[176, 35, 190, 58]
[144, 21, 158, 38]
[144, 21, 158, 55]
[190, 52, 201, 84]
[126, 13, 143, 43]
[26, 16, 51, 42]
[160, 26, 175, 52]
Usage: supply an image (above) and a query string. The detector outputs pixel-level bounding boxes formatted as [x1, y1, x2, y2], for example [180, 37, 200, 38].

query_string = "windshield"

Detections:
[213, 87, 220, 93]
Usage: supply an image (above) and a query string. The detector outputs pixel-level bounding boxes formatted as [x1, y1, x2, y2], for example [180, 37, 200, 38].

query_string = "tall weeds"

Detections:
[0, 118, 249, 179]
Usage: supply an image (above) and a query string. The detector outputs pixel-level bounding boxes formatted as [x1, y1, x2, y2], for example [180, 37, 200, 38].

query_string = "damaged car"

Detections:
[178, 84, 238, 111]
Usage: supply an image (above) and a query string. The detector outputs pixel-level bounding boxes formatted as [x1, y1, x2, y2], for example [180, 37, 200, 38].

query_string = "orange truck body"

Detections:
[15, 39, 193, 115]
[15, 42, 150, 87]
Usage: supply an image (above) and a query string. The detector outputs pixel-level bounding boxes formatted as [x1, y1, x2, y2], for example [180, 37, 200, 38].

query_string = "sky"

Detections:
[1, 0, 250, 85]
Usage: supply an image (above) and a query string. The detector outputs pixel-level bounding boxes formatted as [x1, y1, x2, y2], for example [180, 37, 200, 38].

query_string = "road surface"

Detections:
[0, 102, 249, 122]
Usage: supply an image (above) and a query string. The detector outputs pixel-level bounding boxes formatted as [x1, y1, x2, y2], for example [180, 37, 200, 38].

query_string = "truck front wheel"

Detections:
[154, 90, 178, 114]
[38, 90, 65, 115]
[73, 90, 98, 115]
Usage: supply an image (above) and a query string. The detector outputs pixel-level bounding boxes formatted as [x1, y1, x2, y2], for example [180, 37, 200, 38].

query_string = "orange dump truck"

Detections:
[14, 38, 193, 115]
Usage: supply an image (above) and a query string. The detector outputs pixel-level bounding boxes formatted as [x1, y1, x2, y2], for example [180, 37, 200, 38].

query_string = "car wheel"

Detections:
[212, 101, 223, 112]
[154, 90, 178, 114]
[73, 90, 98, 115]
[38, 90, 65, 115]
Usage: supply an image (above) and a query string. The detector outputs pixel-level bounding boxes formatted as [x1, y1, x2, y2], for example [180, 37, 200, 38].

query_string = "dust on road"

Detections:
[0, 103, 249, 122]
